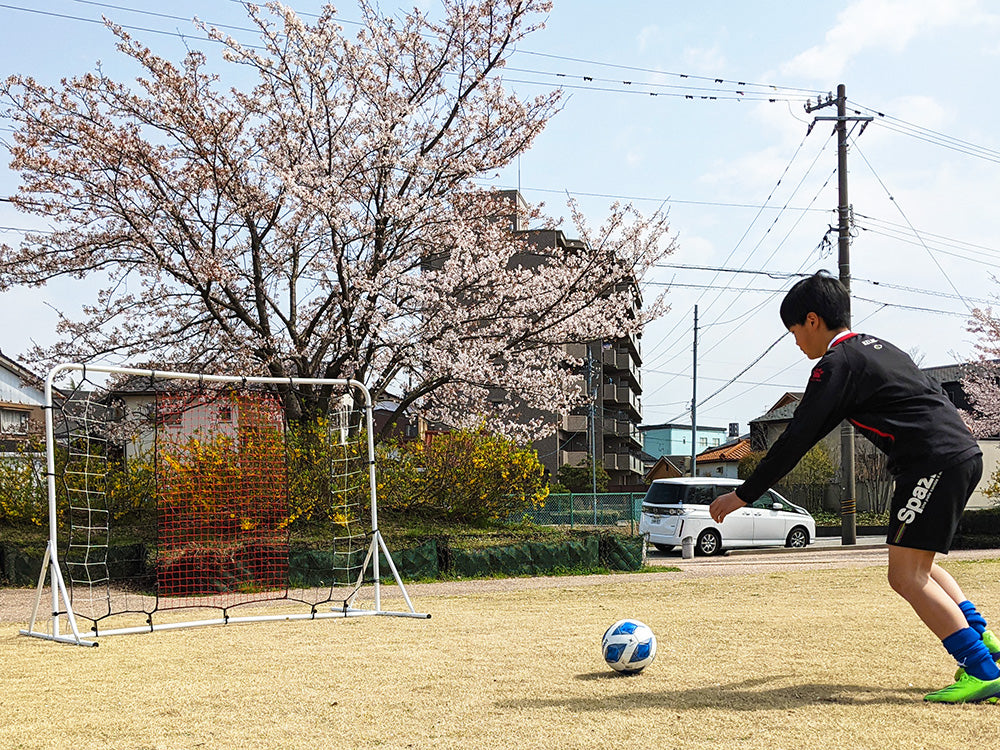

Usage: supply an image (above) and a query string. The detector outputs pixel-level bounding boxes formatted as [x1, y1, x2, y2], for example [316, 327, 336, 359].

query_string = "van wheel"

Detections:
[786, 526, 809, 548]
[697, 529, 722, 556]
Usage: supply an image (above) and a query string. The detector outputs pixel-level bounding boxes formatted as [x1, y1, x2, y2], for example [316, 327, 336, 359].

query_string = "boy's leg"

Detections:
[886, 457, 999, 701]
[887, 545, 1000, 702]
[887, 546, 966, 639]
[929, 560, 1000, 678]
[928, 564, 967, 607]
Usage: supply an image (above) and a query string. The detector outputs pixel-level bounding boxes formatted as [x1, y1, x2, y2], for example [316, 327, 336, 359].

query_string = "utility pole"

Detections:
[691, 305, 698, 477]
[587, 343, 598, 497]
[805, 83, 872, 546]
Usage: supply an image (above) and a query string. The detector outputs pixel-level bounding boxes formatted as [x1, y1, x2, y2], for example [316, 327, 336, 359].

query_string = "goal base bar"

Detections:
[22, 607, 430, 643]
[18, 629, 99, 647]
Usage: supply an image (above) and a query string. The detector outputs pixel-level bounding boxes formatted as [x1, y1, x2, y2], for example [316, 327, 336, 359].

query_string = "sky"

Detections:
[1, 0, 999, 435]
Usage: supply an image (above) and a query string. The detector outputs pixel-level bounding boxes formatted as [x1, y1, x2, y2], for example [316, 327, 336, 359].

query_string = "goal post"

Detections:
[21, 363, 428, 647]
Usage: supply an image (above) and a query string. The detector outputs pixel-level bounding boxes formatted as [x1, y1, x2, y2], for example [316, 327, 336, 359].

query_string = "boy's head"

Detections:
[779, 270, 850, 330]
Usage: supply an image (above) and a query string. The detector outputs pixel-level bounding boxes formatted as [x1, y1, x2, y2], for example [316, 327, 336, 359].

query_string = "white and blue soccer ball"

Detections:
[602, 618, 657, 673]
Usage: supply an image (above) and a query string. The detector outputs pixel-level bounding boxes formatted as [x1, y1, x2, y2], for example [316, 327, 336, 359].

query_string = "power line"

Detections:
[855, 213, 1000, 257]
[641, 282, 968, 317]
[851, 136, 972, 311]
[510, 48, 827, 96]
[3, 0, 997, 172]
[640, 128, 828, 373]
[642, 137, 838, 392]
[848, 100, 1000, 165]
[502, 75, 813, 104]
[652, 262, 996, 305]
[0, 2, 263, 47]
[856, 227, 1000, 269]
[473, 182, 832, 212]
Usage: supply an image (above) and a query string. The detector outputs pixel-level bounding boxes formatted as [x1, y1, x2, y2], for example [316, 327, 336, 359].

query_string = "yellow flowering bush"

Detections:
[377, 428, 548, 525]
[284, 417, 370, 529]
[0, 443, 46, 527]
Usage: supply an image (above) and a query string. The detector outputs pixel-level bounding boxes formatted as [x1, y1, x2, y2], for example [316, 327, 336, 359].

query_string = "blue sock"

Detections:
[943, 627, 1000, 681]
[959, 600, 988, 635]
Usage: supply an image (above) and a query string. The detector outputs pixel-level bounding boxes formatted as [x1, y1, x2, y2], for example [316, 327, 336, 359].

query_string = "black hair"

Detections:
[779, 270, 850, 329]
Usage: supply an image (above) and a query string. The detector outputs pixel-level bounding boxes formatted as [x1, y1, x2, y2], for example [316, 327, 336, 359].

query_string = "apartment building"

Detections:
[497, 191, 646, 488]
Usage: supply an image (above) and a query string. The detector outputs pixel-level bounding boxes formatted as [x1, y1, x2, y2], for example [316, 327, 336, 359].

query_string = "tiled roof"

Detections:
[696, 438, 752, 463]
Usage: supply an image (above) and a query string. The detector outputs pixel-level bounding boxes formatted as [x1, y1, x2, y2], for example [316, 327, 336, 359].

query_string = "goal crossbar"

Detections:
[21, 363, 428, 647]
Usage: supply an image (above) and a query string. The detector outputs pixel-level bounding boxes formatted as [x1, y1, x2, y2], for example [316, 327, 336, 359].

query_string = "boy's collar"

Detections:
[828, 330, 856, 349]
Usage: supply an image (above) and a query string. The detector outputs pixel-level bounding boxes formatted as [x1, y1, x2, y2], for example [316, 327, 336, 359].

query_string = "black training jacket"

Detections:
[735, 332, 981, 504]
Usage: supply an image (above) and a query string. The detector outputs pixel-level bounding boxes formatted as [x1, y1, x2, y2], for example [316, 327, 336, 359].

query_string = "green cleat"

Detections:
[925, 672, 1000, 704]
[954, 630, 1000, 681]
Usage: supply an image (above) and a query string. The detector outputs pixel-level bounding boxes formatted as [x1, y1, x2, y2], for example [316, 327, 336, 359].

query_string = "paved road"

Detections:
[645, 536, 1000, 578]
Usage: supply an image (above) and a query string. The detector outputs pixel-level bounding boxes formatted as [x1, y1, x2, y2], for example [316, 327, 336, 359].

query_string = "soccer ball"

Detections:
[602, 618, 657, 673]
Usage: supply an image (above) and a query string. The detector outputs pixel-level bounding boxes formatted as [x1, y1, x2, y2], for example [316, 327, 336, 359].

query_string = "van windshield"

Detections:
[644, 483, 737, 505]
[643, 483, 687, 505]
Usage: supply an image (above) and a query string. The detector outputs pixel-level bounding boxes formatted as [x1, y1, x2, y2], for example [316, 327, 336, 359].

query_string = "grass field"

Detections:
[3, 558, 1000, 749]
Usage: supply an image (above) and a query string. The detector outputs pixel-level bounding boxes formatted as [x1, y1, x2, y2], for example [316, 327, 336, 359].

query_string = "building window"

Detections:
[157, 409, 183, 427]
[699, 437, 708, 447]
[0, 408, 29, 434]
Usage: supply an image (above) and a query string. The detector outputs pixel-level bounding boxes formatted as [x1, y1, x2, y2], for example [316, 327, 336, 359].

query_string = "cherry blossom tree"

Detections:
[962, 307, 1000, 437]
[0, 1, 675, 438]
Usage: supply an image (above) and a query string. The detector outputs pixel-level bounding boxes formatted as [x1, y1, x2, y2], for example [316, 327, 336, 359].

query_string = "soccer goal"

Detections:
[21, 363, 428, 647]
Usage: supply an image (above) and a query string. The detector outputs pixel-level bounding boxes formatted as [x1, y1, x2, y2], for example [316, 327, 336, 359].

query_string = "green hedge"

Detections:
[0, 533, 647, 587]
[958, 508, 1000, 534]
[953, 507, 1000, 550]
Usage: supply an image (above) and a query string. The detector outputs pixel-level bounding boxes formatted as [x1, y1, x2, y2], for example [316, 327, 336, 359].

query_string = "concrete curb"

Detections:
[725, 541, 887, 557]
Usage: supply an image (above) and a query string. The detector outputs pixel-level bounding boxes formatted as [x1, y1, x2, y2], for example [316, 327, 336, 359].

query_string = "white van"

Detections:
[639, 477, 816, 556]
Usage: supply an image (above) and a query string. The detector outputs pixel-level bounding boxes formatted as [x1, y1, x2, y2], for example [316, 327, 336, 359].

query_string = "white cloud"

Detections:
[782, 0, 983, 80]
[682, 44, 727, 76]
[637, 24, 661, 55]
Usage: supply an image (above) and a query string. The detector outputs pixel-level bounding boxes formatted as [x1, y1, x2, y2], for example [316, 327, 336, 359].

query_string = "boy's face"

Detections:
[788, 312, 833, 360]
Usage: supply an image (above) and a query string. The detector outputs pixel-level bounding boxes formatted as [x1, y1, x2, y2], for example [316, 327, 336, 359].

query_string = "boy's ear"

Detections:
[804, 311, 820, 328]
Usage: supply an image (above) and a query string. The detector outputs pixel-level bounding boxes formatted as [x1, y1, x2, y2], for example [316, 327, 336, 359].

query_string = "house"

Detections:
[109, 378, 354, 461]
[695, 436, 752, 479]
[372, 399, 423, 442]
[639, 422, 728, 458]
[0, 351, 46, 450]
[642, 455, 684, 484]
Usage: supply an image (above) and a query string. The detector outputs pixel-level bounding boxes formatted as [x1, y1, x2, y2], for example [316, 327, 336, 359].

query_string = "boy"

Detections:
[709, 270, 999, 703]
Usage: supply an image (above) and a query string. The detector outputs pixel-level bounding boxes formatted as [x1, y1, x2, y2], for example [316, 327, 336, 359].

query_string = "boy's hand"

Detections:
[710, 491, 747, 523]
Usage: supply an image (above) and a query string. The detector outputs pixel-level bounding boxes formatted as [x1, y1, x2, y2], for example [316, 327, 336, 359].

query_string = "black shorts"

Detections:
[887, 454, 983, 554]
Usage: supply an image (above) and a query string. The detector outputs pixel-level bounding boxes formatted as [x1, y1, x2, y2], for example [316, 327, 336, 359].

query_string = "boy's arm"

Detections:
[733, 350, 855, 505]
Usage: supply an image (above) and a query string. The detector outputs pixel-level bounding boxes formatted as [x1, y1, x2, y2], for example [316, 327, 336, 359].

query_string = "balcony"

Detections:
[602, 347, 642, 375]
[560, 450, 589, 467]
[601, 384, 641, 419]
[603, 452, 644, 475]
[561, 414, 588, 433]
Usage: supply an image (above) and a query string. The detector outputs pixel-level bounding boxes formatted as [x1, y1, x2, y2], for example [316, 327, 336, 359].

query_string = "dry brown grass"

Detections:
[3, 559, 1000, 749]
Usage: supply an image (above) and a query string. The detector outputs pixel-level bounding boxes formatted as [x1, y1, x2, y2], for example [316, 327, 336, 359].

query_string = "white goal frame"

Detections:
[21, 363, 428, 647]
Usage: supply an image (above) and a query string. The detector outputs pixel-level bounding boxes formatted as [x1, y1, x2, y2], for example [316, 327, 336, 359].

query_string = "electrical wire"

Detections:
[848, 100, 1000, 165]
[851, 136, 972, 311]
[471, 182, 832, 213]
[640, 128, 827, 371]
[642, 139, 838, 396]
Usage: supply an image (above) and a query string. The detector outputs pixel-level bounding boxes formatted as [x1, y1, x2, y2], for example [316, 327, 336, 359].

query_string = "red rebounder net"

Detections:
[155, 388, 290, 604]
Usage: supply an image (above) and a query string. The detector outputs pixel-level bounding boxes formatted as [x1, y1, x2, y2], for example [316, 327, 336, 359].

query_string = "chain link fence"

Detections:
[517, 492, 646, 533]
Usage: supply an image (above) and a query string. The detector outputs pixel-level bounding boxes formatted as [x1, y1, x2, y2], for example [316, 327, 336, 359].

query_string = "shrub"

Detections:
[0, 444, 46, 526]
[553, 457, 610, 493]
[377, 428, 548, 525]
[740, 444, 835, 511]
